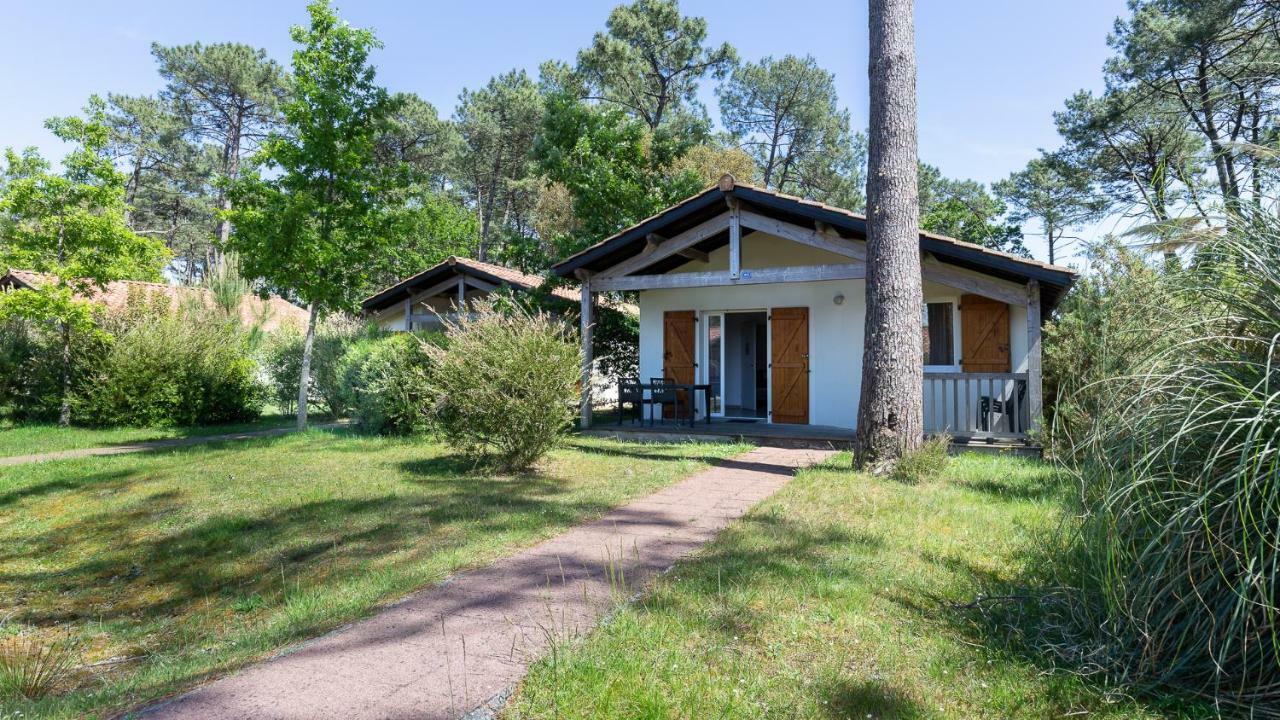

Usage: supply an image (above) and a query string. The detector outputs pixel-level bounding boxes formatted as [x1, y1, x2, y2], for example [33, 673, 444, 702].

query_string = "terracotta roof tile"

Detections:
[1, 269, 309, 332]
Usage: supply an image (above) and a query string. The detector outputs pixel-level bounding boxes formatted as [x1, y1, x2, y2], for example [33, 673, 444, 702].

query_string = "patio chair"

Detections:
[617, 381, 645, 425]
[647, 379, 683, 426]
[979, 380, 1027, 434]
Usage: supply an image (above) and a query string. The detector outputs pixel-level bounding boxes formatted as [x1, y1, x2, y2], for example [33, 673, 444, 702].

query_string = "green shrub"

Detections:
[1043, 240, 1178, 458]
[260, 315, 370, 417]
[261, 324, 303, 414]
[0, 318, 106, 423]
[427, 300, 579, 470]
[338, 332, 442, 435]
[888, 434, 950, 484]
[1040, 220, 1280, 711]
[77, 310, 265, 427]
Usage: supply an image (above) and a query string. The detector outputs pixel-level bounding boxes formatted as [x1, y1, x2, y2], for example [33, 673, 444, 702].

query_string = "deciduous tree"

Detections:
[917, 163, 1027, 255]
[225, 0, 400, 430]
[0, 104, 170, 425]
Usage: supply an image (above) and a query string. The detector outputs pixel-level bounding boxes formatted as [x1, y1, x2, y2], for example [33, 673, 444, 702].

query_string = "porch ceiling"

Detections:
[553, 178, 1079, 312]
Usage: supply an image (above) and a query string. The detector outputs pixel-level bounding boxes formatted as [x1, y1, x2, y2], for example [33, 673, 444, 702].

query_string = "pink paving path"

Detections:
[137, 445, 833, 720]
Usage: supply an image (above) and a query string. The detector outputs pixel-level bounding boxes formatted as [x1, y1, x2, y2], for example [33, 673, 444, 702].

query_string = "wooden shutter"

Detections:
[662, 310, 696, 418]
[770, 307, 809, 424]
[959, 294, 1010, 373]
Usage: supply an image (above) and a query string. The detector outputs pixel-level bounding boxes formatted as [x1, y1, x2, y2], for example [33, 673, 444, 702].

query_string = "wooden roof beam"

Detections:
[676, 247, 710, 263]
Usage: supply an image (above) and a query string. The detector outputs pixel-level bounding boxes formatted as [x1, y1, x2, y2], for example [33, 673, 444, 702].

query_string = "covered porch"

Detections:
[557, 176, 1075, 447]
[582, 414, 1040, 455]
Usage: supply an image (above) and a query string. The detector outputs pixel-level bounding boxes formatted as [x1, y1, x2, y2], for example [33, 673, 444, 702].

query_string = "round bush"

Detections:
[77, 312, 266, 427]
[426, 301, 579, 470]
[339, 332, 440, 435]
[260, 315, 370, 417]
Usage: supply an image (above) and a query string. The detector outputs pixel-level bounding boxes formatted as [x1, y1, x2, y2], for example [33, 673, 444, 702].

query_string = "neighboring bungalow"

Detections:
[0, 269, 308, 332]
[554, 176, 1077, 446]
[361, 256, 580, 331]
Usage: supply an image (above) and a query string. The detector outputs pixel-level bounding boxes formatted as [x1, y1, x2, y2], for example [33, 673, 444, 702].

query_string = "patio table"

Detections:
[636, 382, 713, 427]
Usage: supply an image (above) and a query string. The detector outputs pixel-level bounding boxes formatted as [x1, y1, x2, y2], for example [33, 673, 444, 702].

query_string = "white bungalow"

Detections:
[554, 176, 1077, 447]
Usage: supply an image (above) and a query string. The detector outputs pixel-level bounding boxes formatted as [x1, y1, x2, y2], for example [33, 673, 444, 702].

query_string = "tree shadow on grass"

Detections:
[885, 540, 1211, 718]
[815, 678, 925, 719]
[0, 466, 135, 509]
[0, 454, 603, 628]
[563, 438, 741, 466]
[635, 513, 883, 644]
[951, 475, 1067, 503]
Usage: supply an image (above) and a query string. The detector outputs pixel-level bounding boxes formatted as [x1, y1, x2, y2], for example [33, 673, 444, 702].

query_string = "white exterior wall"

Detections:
[639, 277, 866, 428]
[633, 230, 1034, 431]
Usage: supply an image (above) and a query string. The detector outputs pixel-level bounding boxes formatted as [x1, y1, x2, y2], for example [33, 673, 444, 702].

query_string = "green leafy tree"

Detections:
[1106, 0, 1277, 206]
[718, 54, 863, 207]
[574, 0, 736, 133]
[452, 70, 544, 262]
[995, 151, 1106, 264]
[153, 42, 287, 264]
[226, 0, 401, 429]
[534, 91, 704, 258]
[0, 104, 171, 424]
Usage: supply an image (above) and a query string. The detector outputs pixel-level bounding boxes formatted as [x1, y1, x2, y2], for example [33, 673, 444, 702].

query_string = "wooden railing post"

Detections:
[577, 271, 594, 430]
[1026, 280, 1042, 433]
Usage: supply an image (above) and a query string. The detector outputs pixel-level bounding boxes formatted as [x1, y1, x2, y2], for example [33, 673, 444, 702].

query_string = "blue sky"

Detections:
[1, 0, 1130, 263]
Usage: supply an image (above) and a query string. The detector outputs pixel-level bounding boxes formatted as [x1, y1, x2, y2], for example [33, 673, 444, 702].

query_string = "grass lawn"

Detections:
[505, 453, 1197, 719]
[0, 430, 748, 719]
[0, 414, 299, 458]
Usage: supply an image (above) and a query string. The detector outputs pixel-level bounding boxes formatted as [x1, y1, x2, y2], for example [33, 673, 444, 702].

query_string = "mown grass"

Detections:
[0, 430, 747, 719]
[0, 414, 298, 458]
[506, 452, 1202, 719]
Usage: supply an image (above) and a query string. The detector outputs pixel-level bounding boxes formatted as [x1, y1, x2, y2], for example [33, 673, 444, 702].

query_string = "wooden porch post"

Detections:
[456, 276, 465, 309]
[727, 197, 741, 279]
[1026, 280, 1042, 433]
[578, 272, 594, 429]
[403, 297, 412, 332]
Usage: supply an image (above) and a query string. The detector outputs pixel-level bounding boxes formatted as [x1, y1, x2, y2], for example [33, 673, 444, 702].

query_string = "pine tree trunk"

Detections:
[297, 301, 317, 430]
[855, 0, 923, 467]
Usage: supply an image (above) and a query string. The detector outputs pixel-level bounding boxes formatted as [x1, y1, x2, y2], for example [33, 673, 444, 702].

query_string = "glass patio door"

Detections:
[705, 312, 724, 417]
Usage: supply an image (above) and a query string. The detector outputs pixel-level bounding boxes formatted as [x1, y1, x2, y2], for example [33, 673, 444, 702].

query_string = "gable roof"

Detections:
[552, 177, 1079, 311]
[361, 256, 579, 314]
[1, 269, 309, 332]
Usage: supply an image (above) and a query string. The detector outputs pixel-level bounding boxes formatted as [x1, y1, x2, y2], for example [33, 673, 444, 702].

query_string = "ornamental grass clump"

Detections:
[427, 300, 580, 471]
[0, 631, 79, 701]
[1047, 219, 1280, 713]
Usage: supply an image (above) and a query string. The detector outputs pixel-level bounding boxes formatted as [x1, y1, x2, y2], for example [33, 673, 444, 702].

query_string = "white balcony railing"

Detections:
[923, 372, 1030, 441]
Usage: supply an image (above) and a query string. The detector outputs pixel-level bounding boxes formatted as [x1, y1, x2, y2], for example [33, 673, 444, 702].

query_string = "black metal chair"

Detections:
[979, 380, 1027, 433]
[617, 381, 645, 425]
[647, 378, 683, 426]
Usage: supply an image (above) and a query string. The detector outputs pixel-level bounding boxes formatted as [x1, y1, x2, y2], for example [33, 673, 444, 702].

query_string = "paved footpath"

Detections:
[0, 424, 344, 468]
[138, 445, 833, 720]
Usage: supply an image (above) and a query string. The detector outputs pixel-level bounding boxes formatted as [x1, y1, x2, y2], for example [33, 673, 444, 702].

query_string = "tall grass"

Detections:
[1048, 218, 1279, 713]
